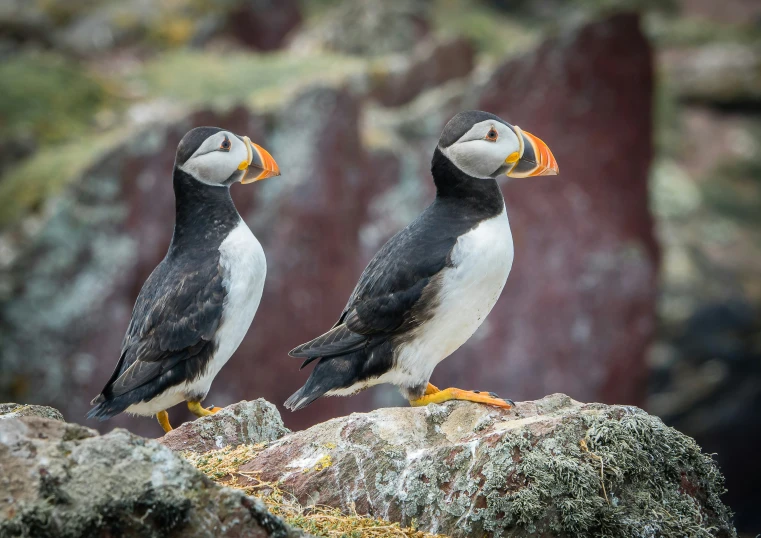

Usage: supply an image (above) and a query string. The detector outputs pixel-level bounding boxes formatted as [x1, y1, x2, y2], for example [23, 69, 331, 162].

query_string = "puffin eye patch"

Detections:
[485, 127, 499, 142]
[219, 136, 231, 151]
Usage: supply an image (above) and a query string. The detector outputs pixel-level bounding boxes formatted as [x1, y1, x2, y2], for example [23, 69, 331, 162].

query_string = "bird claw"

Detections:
[457, 390, 513, 406]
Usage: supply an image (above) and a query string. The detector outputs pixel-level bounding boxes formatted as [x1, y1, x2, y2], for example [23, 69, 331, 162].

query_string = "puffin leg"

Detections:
[410, 385, 513, 409]
[187, 401, 223, 417]
[157, 410, 173, 433]
[424, 382, 440, 395]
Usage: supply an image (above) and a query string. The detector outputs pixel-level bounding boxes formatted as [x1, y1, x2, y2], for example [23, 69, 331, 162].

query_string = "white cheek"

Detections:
[180, 141, 247, 185]
[444, 137, 518, 179]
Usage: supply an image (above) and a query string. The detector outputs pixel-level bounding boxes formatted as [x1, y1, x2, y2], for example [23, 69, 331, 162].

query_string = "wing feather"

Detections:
[289, 205, 457, 362]
[289, 325, 366, 359]
[97, 253, 226, 400]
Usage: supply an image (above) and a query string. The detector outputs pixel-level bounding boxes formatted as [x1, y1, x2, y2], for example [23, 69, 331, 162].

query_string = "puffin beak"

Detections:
[240, 136, 280, 184]
[505, 126, 559, 178]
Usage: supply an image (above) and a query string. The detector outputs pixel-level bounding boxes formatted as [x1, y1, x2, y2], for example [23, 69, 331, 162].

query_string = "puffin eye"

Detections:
[219, 137, 231, 151]
[485, 127, 499, 142]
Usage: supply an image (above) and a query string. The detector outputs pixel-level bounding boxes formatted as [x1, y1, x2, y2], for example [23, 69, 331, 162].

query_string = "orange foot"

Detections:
[409, 383, 514, 409]
[157, 410, 173, 433]
[187, 401, 223, 417]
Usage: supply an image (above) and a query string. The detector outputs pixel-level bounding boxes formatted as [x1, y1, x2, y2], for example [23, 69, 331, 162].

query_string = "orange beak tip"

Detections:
[508, 128, 559, 178]
[242, 139, 280, 183]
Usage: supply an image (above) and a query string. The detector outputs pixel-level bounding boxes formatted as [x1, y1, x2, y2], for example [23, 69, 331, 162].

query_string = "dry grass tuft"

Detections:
[183, 444, 445, 538]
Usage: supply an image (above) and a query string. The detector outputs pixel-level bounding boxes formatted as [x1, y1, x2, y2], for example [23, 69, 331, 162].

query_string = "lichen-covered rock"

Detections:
[0, 0, 302, 56]
[369, 36, 476, 107]
[288, 0, 431, 56]
[232, 394, 735, 538]
[160, 399, 290, 453]
[0, 416, 306, 538]
[225, 0, 302, 51]
[662, 43, 761, 106]
[0, 403, 64, 421]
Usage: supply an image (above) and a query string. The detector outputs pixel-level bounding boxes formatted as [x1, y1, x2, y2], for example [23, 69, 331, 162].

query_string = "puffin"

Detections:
[88, 126, 280, 432]
[285, 111, 558, 411]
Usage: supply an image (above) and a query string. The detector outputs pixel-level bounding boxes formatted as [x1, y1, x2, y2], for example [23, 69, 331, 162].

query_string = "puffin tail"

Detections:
[284, 352, 364, 411]
[86, 393, 130, 421]
[284, 385, 324, 412]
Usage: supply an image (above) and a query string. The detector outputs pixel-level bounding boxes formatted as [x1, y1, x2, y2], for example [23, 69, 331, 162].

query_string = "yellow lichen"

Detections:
[182, 443, 265, 481]
[303, 454, 333, 474]
[183, 445, 443, 538]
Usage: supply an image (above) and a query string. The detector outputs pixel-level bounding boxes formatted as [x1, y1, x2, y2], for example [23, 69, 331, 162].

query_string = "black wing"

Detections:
[290, 203, 466, 361]
[94, 253, 226, 401]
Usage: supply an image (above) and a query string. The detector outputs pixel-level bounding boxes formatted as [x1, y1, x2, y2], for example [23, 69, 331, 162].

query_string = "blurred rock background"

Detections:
[0, 0, 759, 534]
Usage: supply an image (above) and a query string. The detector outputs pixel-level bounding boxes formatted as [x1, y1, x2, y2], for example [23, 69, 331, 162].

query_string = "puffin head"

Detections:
[175, 126, 280, 187]
[438, 111, 558, 179]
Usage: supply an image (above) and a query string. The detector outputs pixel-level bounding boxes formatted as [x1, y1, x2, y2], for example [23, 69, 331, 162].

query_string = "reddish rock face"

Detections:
[369, 36, 476, 107]
[448, 12, 657, 407]
[211, 88, 401, 432]
[229, 12, 655, 431]
[0, 14, 656, 437]
[226, 0, 302, 51]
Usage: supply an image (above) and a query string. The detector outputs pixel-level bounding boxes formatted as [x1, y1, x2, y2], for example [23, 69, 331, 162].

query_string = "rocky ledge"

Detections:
[0, 395, 736, 538]
[0, 416, 305, 538]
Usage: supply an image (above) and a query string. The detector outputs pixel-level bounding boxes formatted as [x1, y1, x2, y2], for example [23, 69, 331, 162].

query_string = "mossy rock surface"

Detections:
[0, 395, 736, 537]
[0, 415, 306, 538]
[0, 403, 65, 422]
[159, 399, 290, 453]
[226, 394, 736, 538]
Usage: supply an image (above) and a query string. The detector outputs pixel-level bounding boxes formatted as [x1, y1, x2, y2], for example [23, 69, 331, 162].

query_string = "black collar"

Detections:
[430, 147, 504, 218]
[169, 168, 241, 252]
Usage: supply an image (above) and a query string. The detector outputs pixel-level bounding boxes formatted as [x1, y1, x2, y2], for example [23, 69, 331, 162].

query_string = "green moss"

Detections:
[431, 0, 541, 58]
[130, 50, 364, 110]
[0, 129, 126, 230]
[0, 50, 364, 232]
[646, 14, 761, 48]
[700, 132, 761, 227]
[653, 70, 681, 158]
[297, 0, 344, 19]
[0, 52, 112, 145]
[474, 408, 734, 537]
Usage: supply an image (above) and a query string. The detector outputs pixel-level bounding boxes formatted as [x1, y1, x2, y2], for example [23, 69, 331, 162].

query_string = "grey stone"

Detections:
[288, 0, 431, 56]
[663, 43, 761, 105]
[233, 394, 736, 538]
[159, 399, 290, 453]
[0, 415, 306, 538]
[0, 403, 64, 421]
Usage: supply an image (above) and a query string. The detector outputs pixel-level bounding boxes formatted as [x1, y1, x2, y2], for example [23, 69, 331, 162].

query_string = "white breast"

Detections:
[392, 205, 514, 387]
[126, 220, 266, 416]
[187, 219, 266, 398]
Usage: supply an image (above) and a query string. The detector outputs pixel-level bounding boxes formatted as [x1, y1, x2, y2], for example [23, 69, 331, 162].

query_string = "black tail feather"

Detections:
[284, 385, 326, 411]
[289, 325, 366, 359]
[285, 348, 380, 411]
[86, 395, 131, 421]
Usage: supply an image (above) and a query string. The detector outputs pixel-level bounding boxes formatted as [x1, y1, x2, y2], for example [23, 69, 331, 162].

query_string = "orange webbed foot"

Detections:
[410, 383, 513, 409]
